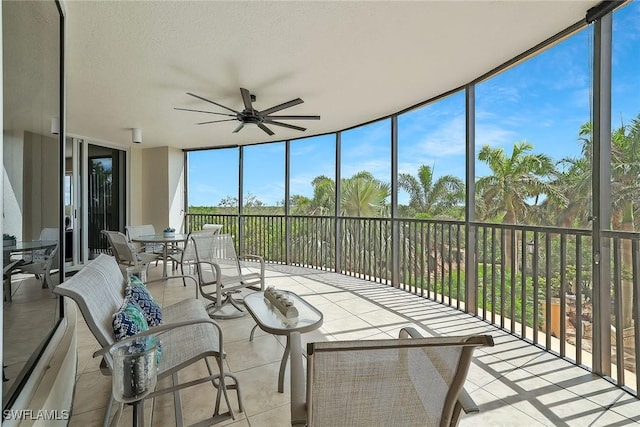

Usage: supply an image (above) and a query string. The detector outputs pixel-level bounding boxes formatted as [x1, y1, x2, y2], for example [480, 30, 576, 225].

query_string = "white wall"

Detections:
[3, 129, 23, 239]
[168, 146, 184, 233]
[23, 131, 59, 240]
[139, 146, 184, 232]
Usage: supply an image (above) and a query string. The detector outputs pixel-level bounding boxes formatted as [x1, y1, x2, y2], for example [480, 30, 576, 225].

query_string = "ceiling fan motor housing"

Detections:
[239, 111, 262, 124]
[176, 88, 320, 135]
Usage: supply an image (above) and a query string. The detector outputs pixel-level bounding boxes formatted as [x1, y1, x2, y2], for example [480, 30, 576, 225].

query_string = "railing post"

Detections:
[465, 84, 477, 315]
[285, 140, 291, 265]
[335, 132, 342, 274]
[391, 116, 399, 288]
[238, 145, 245, 256]
[591, 12, 613, 377]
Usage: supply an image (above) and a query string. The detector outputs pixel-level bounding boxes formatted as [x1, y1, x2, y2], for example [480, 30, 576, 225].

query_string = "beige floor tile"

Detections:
[224, 334, 284, 373]
[320, 315, 384, 341]
[247, 403, 290, 427]
[334, 296, 382, 315]
[218, 315, 266, 343]
[356, 307, 410, 330]
[460, 389, 545, 427]
[68, 406, 107, 427]
[311, 300, 353, 322]
[72, 370, 112, 414]
[232, 362, 291, 416]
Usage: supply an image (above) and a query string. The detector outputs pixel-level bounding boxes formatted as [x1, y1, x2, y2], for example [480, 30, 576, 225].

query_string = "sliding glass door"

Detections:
[65, 139, 127, 267]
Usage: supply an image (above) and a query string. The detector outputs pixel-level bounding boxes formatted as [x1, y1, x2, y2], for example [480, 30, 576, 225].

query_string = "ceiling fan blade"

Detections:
[240, 88, 253, 112]
[265, 115, 320, 120]
[196, 119, 238, 125]
[174, 107, 235, 117]
[232, 123, 245, 133]
[186, 92, 239, 114]
[263, 119, 306, 132]
[258, 123, 275, 136]
[259, 98, 304, 115]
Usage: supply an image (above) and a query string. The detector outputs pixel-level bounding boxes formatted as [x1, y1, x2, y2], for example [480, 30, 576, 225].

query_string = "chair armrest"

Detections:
[457, 388, 478, 414]
[240, 254, 265, 290]
[241, 254, 264, 264]
[93, 317, 225, 368]
[195, 260, 223, 284]
[290, 332, 307, 426]
[399, 326, 424, 339]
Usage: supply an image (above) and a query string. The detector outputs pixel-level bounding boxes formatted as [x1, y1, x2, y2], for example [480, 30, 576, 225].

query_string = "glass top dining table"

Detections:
[130, 233, 189, 278]
[3, 240, 58, 302]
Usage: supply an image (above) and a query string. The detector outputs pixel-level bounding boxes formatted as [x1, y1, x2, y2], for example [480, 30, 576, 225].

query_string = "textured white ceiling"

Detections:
[64, 1, 600, 150]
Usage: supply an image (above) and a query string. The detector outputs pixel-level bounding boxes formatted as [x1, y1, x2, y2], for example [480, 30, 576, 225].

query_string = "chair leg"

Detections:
[205, 356, 244, 418]
[103, 392, 122, 427]
[206, 357, 234, 420]
[205, 291, 248, 319]
[180, 263, 187, 287]
[172, 372, 184, 427]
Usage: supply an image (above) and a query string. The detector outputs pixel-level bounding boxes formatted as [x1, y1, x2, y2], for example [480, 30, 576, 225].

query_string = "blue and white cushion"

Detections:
[112, 296, 162, 364]
[127, 276, 163, 327]
[112, 297, 149, 341]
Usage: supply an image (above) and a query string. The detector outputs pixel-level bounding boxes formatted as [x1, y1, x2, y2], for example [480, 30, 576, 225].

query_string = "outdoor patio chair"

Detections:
[202, 223, 223, 233]
[53, 254, 243, 427]
[125, 224, 164, 256]
[290, 327, 494, 427]
[192, 233, 265, 319]
[14, 227, 60, 291]
[102, 230, 159, 274]
[168, 227, 222, 286]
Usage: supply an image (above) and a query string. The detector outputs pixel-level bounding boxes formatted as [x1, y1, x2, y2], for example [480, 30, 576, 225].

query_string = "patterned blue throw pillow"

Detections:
[128, 277, 163, 327]
[112, 297, 162, 364]
[113, 297, 149, 341]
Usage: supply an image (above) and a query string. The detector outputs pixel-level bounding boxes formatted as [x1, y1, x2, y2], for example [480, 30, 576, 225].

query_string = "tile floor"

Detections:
[3, 271, 59, 396]
[68, 262, 640, 427]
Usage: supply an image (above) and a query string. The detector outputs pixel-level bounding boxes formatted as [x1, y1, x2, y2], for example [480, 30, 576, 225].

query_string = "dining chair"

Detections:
[102, 230, 159, 274]
[125, 224, 163, 255]
[14, 228, 60, 291]
[168, 227, 222, 286]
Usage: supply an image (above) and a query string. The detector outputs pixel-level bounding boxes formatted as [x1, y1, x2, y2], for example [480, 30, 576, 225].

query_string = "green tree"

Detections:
[398, 164, 464, 219]
[476, 141, 564, 267]
[544, 155, 591, 228]
[340, 171, 390, 217]
[476, 141, 563, 225]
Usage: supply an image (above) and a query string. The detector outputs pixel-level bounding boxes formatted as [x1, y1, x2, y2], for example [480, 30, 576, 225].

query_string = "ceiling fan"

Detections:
[175, 88, 320, 136]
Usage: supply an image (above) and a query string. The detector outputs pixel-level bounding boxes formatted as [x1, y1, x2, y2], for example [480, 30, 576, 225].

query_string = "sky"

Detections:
[188, 2, 639, 208]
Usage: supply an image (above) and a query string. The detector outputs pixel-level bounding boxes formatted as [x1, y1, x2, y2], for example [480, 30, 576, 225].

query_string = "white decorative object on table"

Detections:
[264, 286, 299, 318]
[162, 227, 175, 238]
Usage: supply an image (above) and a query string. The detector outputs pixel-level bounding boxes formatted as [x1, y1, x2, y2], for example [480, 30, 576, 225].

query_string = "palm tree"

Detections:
[339, 171, 390, 217]
[476, 141, 564, 224]
[570, 116, 640, 328]
[545, 156, 591, 228]
[609, 116, 640, 328]
[476, 141, 565, 267]
[398, 164, 464, 219]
